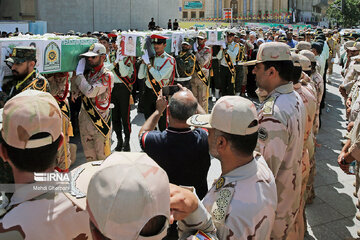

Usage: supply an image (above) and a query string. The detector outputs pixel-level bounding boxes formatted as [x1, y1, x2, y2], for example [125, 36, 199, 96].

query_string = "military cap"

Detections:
[150, 34, 168, 44]
[299, 49, 316, 63]
[244, 42, 292, 66]
[277, 35, 287, 43]
[197, 31, 207, 39]
[5, 46, 36, 64]
[187, 96, 258, 135]
[80, 43, 106, 57]
[1, 90, 62, 149]
[295, 41, 311, 51]
[66, 152, 171, 239]
[181, 38, 192, 46]
[226, 28, 237, 36]
[353, 55, 360, 72]
[291, 53, 301, 67]
[298, 54, 311, 71]
[348, 42, 360, 51]
[344, 40, 355, 50]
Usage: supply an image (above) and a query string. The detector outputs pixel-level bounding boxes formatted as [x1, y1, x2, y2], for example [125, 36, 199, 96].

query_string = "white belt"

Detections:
[175, 77, 191, 82]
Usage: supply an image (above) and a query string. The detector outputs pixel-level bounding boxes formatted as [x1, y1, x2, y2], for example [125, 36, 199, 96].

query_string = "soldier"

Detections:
[234, 32, 246, 96]
[180, 96, 277, 239]
[45, 72, 76, 171]
[290, 54, 317, 238]
[0, 90, 91, 239]
[217, 29, 240, 96]
[249, 42, 306, 239]
[4, 46, 49, 100]
[174, 38, 196, 89]
[191, 31, 212, 112]
[1, 46, 50, 197]
[326, 31, 338, 75]
[71, 43, 114, 161]
[138, 35, 175, 131]
[101, 35, 134, 152]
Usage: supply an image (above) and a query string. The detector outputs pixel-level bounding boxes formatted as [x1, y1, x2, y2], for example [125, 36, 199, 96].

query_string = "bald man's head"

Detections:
[169, 90, 198, 121]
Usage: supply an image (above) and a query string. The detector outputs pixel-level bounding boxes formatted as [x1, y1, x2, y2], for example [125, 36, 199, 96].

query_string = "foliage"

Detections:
[326, 0, 360, 27]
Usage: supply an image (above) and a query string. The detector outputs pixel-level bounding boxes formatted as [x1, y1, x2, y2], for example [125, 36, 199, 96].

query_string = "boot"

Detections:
[115, 134, 123, 151]
[123, 136, 130, 152]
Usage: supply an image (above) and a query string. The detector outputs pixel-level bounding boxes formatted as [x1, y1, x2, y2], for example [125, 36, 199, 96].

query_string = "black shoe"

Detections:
[123, 138, 130, 152]
[115, 137, 123, 151]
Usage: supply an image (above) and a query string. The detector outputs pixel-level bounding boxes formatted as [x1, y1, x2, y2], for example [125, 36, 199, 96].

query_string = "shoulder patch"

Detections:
[262, 96, 277, 115]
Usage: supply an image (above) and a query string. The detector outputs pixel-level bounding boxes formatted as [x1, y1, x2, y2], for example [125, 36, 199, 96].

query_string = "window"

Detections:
[199, 11, 204, 18]
[183, 11, 188, 18]
[230, 0, 238, 17]
[191, 11, 196, 18]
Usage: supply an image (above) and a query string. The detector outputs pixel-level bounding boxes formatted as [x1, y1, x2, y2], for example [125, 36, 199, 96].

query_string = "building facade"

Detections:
[180, 0, 328, 23]
[0, 0, 181, 33]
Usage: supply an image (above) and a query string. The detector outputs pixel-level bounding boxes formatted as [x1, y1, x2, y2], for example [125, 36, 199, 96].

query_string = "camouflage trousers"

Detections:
[191, 76, 209, 113]
[306, 149, 316, 203]
[289, 148, 310, 239]
[79, 109, 111, 162]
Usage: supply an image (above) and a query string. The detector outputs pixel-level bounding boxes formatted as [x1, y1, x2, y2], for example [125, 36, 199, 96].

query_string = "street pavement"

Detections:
[70, 60, 359, 239]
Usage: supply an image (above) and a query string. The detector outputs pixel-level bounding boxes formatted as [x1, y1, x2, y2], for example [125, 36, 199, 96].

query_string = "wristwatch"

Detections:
[341, 157, 349, 165]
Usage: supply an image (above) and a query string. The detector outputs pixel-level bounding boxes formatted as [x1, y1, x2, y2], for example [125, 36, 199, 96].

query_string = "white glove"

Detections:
[142, 50, 150, 64]
[222, 41, 227, 50]
[116, 50, 125, 63]
[193, 42, 198, 52]
[331, 58, 335, 63]
[76, 58, 86, 76]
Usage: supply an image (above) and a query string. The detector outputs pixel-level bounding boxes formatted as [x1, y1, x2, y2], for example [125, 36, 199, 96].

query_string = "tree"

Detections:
[326, 0, 360, 27]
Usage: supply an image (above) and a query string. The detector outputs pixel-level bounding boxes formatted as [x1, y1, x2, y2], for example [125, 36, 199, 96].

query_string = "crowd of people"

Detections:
[0, 22, 359, 240]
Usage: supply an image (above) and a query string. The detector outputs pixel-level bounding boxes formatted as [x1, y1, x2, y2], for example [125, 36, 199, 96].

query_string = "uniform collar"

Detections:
[217, 153, 260, 187]
[274, 82, 294, 94]
[293, 82, 302, 90]
[166, 127, 192, 133]
[156, 51, 166, 57]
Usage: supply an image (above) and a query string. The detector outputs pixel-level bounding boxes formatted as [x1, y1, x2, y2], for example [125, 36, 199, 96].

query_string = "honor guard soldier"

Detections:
[138, 35, 175, 131]
[45, 72, 76, 172]
[217, 29, 240, 96]
[192, 31, 212, 112]
[234, 32, 246, 96]
[249, 42, 306, 239]
[4, 46, 49, 100]
[1, 46, 50, 196]
[174, 38, 196, 89]
[71, 43, 114, 162]
[101, 35, 135, 152]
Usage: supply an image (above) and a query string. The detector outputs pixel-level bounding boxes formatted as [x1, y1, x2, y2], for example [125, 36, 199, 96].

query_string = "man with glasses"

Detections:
[71, 43, 114, 161]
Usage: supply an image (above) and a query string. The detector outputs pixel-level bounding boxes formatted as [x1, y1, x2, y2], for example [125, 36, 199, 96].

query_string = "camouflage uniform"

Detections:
[72, 65, 114, 162]
[191, 43, 211, 112]
[0, 183, 92, 239]
[0, 90, 91, 239]
[256, 82, 306, 239]
[292, 82, 317, 238]
[179, 154, 277, 240]
[310, 71, 324, 136]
